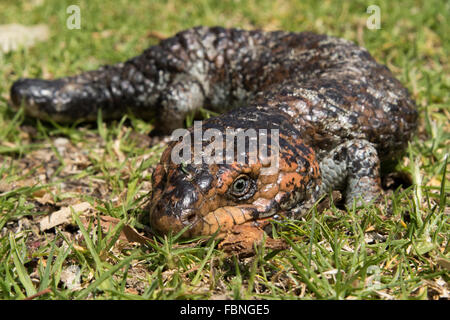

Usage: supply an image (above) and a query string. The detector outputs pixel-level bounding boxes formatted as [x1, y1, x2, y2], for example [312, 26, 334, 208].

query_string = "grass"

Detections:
[0, 0, 448, 300]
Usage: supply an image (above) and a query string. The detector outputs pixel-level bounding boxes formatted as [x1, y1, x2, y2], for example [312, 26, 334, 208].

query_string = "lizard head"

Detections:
[149, 108, 321, 238]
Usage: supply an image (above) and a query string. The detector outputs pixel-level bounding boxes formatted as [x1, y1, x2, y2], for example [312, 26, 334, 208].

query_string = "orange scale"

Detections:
[258, 183, 279, 199]
[250, 162, 262, 176]
[259, 172, 279, 184]
[278, 172, 304, 192]
[160, 147, 172, 162]
[152, 165, 165, 185]
[216, 172, 234, 194]
[278, 157, 298, 173]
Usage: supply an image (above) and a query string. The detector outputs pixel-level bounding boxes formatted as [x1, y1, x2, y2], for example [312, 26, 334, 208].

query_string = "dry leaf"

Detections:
[79, 215, 154, 245]
[60, 265, 82, 290]
[436, 258, 450, 271]
[0, 23, 49, 53]
[33, 192, 55, 205]
[122, 224, 153, 244]
[146, 30, 168, 40]
[219, 223, 288, 257]
[39, 202, 92, 231]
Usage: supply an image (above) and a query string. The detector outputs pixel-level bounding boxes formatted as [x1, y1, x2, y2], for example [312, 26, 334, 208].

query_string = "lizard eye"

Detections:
[229, 174, 255, 199]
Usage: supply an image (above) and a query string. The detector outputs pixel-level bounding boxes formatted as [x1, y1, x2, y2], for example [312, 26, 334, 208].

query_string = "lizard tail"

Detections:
[10, 61, 156, 122]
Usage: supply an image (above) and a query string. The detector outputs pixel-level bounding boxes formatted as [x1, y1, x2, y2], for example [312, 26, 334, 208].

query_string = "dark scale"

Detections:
[10, 26, 417, 238]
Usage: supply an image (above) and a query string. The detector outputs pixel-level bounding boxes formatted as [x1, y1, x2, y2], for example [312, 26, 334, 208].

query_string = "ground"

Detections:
[0, 0, 448, 300]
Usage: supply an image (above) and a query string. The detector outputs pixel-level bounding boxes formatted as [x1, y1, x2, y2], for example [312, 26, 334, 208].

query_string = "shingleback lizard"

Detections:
[10, 26, 417, 238]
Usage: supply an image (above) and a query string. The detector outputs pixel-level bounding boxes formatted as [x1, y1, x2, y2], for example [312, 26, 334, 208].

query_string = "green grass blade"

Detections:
[9, 234, 36, 297]
[75, 252, 139, 300]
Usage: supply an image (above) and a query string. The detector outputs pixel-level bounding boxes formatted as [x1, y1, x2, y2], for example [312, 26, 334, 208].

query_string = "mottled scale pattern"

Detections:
[10, 26, 418, 238]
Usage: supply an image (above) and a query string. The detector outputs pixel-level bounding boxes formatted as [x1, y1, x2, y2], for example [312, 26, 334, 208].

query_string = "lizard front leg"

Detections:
[319, 139, 383, 208]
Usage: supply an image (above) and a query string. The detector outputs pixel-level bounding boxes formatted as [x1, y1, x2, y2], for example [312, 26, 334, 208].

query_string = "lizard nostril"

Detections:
[183, 211, 197, 224]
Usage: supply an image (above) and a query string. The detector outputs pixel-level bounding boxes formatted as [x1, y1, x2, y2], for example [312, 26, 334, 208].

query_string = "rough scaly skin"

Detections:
[10, 26, 418, 238]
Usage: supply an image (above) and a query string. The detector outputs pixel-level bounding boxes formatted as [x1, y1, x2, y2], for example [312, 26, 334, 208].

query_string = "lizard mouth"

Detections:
[149, 203, 273, 239]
